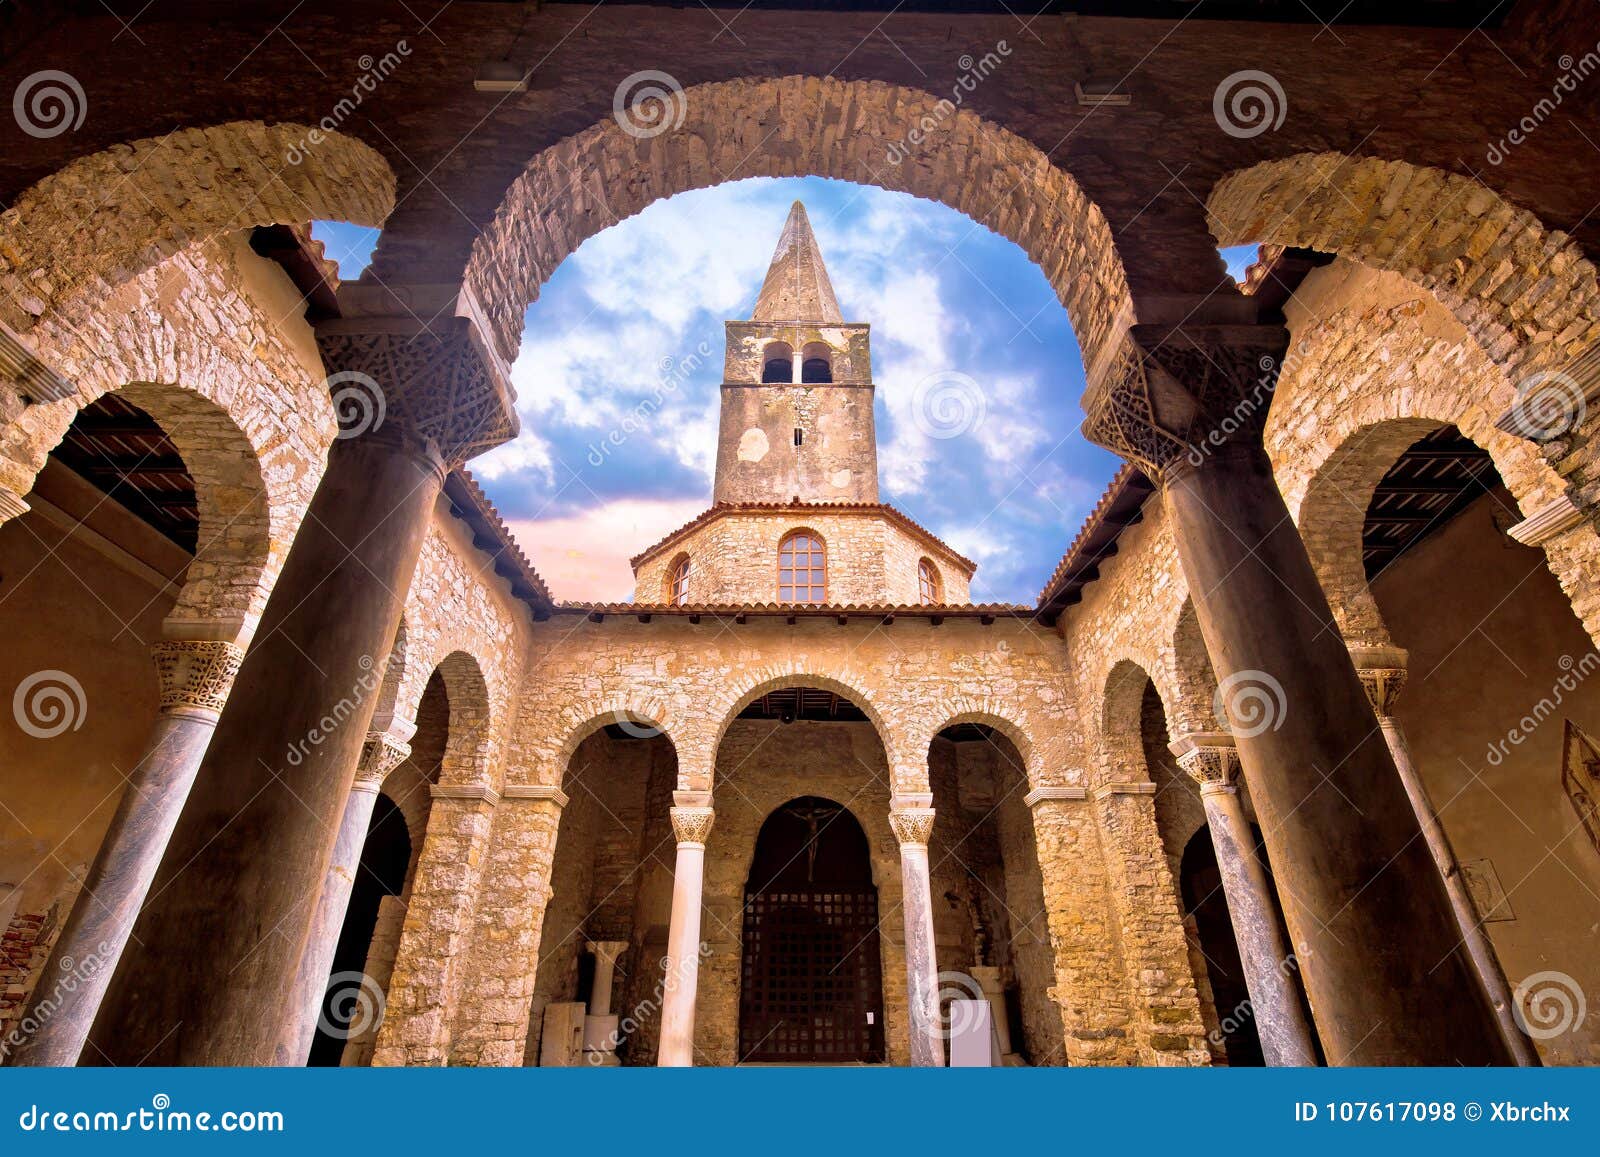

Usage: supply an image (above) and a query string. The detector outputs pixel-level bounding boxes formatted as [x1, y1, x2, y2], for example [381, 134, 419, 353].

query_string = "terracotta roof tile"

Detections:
[443, 469, 554, 610]
[629, 500, 977, 573]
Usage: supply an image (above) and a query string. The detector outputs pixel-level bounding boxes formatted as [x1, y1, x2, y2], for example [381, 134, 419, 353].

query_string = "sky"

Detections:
[315, 186, 1257, 605]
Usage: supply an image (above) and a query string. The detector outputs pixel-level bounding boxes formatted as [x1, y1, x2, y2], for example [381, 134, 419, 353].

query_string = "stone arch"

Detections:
[0, 121, 394, 336]
[426, 650, 494, 789]
[1100, 658, 1176, 785]
[917, 700, 1041, 791]
[460, 76, 1132, 373]
[1166, 600, 1221, 737]
[549, 698, 681, 787]
[700, 666, 896, 794]
[86, 381, 278, 636]
[1206, 152, 1600, 382]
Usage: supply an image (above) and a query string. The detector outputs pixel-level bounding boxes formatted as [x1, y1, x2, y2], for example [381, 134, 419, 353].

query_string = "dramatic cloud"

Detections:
[314, 178, 1121, 603]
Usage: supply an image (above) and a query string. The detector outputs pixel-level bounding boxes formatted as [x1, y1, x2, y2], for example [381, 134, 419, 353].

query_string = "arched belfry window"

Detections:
[763, 342, 794, 383]
[778, 531, 827, 604]
[801, 342, 833, 383]
[668, 555, 691, 606]
[918, 558, 941, 605]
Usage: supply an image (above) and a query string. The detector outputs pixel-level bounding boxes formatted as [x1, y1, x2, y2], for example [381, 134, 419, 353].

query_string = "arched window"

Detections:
[667, 555, 691, 606]
[762, 342, 794, 383]
[801, 342, 833, 383]
[778, 531, 827, 603]
[918, 558, 941, 605]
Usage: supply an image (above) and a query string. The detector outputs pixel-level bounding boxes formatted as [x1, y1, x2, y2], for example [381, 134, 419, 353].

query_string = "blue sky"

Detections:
[316, 186, 1257, 604]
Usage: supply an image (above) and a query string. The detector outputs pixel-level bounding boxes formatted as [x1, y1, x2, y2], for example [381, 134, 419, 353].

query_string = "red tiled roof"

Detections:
[629, 500, 977, 574]
[554, 600, 1033, 620]
[443, 469, 555, 611]
[1035, 464, 1154, 611]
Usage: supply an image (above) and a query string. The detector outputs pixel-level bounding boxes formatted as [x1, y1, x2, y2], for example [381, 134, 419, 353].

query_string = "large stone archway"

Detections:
[451, 76, 1134, 376]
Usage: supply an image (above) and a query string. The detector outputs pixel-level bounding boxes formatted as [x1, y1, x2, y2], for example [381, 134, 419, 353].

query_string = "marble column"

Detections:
[890, 797, 943, 1067]
[1352, 649, 1539, 1066]
[1083, 323, 1510, 1064]
[584, 939, 628, 1066]
[657, 799, 713, 1067]
[278, 719, 415, 1065]
[8, 629, 243, 1066]
[1171, 733, 1318, 1067]
[87, 288, 518, 1065]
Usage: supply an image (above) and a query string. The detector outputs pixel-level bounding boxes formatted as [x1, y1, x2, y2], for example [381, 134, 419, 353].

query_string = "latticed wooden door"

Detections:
[739, 889, 885, 1063]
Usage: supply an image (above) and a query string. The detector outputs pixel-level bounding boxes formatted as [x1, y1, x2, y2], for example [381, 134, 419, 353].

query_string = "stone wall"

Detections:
[632, 508, 972, 606]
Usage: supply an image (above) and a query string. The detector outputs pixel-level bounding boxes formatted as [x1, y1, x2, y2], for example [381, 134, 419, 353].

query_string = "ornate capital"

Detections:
[889, 807, 936, 847]
[355, 731, 413, 786]
[150, 639, 245, 717]
[670, 806, 715, 845]
[1349, 644, 1409, 718]
[315, 290, 518, 469]
[1081, 324, 1289, 481]
[1170, 731, 1240, 792]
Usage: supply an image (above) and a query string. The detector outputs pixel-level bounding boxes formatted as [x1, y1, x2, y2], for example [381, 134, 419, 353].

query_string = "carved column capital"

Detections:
[314, 285, 518, 469]
[586, 939, 628, 966]
[150, 640, 245, 718]
[354, 732, 413, 787]
[1350, 644, 1409, 719]
[889, 807, 937, 847]
[1081, 324, 1289, 482]
[670, 806, 715, 846]
[1170, 732, 1242, 793]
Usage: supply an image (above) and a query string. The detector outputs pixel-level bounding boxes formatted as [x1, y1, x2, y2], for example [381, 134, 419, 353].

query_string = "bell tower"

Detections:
[713, 202, 879, 504]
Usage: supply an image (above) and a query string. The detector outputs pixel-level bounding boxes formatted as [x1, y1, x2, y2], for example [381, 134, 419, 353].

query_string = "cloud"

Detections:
[330, 176, 1110, 604]
[505, 496, 707, 602]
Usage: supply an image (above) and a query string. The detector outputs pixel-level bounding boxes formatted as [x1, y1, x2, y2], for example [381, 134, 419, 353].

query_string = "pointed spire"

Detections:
[751, 201, 843, 323]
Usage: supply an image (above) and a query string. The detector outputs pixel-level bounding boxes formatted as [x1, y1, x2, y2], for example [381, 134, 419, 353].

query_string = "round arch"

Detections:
[917, 701, 1040, 791]
[459, 76, 1132, 372]
[423, 650, 495, 789]
[554, 702, 680, 781]
[1206, 152, 1600, 381]
[1167, 599, 1221, 737]
[1100, 657, 1178, 785]
[700, 667, 896, 794]
[0, 121, 394, 336]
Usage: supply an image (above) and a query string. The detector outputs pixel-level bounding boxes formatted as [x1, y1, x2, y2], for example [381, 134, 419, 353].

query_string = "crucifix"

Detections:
[787, 801, 842, 882]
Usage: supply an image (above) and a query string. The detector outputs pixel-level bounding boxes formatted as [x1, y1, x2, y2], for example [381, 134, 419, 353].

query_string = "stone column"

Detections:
[88, 287, 518, 1066]
[1351, 649, 1539, 1066]
[1171, 733, 1318, 1067]
[1083, 323, 1509, 1064]
[890, 796, 943, 1067]
[8, 629, 243, 1067]
[584, 939, 628, 1066]
[657, 798, 713, 1067]
[278, 719, 415, 1065]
